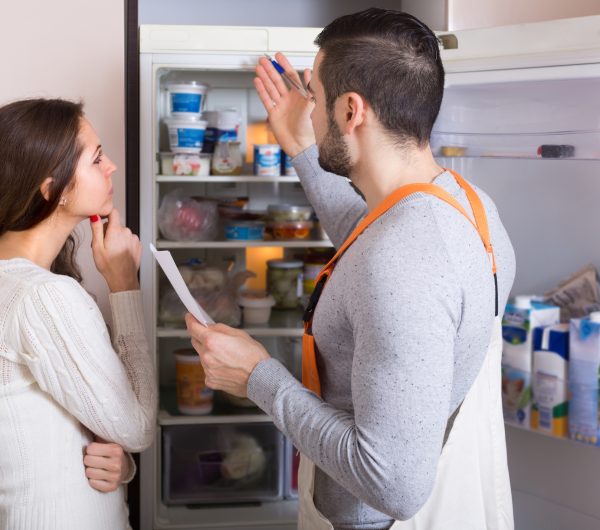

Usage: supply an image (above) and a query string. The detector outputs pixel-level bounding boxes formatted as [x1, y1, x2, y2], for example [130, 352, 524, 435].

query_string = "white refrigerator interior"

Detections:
[139, 16, 600, 530]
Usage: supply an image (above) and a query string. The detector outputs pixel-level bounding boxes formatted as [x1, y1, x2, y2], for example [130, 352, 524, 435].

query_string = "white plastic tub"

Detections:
[165, 117, 207, 153]
[167, 82, 208, 118]
[237, 291, 276, 325]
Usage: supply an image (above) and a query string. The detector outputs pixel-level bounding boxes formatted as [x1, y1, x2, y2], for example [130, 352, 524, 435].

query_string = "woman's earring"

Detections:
[59, 197, 67, 206]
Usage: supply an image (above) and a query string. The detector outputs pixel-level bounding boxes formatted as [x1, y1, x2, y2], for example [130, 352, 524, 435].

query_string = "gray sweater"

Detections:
[247, 145, 516, 529]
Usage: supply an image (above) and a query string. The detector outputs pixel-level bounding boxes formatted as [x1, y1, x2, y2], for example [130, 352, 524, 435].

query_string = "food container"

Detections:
[267, 260, 304, 309]
[267, 204, 313, 222]
[167, 82, 208, 118]
[159, 152, 211, 176]
[201, 110, 219, 153]
[238, 290, 276, 325]
[217, 109, 241, 142]
[162, 422, 284, 504]
[157, 192, 219, 242]
[225, 221, 265, 241]
[211, 141, 243, 176]
[281, 151, 297, 177]
[174, 349, 213, 415]
[254, 144, 281, 176]
[164, 117, 207, 153]
[272, 220, 313, 240]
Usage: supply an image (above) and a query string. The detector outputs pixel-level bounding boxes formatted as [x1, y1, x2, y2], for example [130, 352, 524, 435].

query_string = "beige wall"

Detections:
[448, 0, 600, 30]
[0, 0, 126, 319]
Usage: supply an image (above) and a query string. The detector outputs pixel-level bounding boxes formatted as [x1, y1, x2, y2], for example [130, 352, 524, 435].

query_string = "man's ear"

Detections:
[338, 92, 365, 134]
[39, 177, 53, 201]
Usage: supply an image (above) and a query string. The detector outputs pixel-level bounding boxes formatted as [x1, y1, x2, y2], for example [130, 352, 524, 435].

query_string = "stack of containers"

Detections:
[210, 109, 243, 175]
[163, 81, 211, 176]
[501, 295, 560, 429]
[568, 312, 600, 445]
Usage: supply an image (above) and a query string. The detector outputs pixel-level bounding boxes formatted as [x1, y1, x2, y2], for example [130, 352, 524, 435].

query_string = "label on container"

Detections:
[202, 126, 219, 153]
[218, 128, 238, 142]
[170, 127, 205, 149]
[501, 365, 531, 426]
[254, 145, 281, 176]
[171, 93, 202, 114]
[175, 360, 213, 412]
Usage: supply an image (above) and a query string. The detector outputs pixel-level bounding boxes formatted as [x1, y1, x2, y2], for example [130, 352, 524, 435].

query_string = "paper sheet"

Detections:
[149, 244, 214, 326]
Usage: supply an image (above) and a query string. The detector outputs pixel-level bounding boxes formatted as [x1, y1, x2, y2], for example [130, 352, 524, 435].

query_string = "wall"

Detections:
[448, 0, 600, 30]
[140, 0, 402, 26]
[0, 0, 126, 319]
[402, 0, 447, 30]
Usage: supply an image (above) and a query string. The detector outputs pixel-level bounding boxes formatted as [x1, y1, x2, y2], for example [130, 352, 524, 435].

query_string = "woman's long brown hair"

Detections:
[0, 98, 85, 281]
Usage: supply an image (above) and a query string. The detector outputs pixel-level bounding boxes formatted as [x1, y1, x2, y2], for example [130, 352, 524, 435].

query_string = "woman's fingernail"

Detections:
[90, 215, 100, 223]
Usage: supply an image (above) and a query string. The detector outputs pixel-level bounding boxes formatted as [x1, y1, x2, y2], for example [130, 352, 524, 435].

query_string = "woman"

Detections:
[0, 98, 157, 530]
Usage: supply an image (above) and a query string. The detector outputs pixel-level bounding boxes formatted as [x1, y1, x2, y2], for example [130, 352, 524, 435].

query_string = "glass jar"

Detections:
[211, 141, 243, 175]
[267, 259, 304, 309]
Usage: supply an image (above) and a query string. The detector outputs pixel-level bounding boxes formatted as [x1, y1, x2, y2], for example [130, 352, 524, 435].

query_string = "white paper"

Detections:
[149, 244, 214, 326]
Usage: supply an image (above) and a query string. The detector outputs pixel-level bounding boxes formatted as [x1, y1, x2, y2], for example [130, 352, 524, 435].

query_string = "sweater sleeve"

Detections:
[293, 144, 367, 249]
[16, 279, 157, 452]
[248, 203, 463, 521]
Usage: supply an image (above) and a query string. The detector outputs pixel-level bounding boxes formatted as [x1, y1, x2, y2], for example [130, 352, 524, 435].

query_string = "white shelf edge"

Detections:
[155, 239, 332, 249]
[505, 422, 599, 449]
[156, 174, 300, 183]
[158, 410, 271, 426]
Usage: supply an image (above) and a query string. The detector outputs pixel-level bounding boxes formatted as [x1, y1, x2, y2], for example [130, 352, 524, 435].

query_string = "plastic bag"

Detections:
[159, 262, 255, 327]
[158, 189, 218, 242]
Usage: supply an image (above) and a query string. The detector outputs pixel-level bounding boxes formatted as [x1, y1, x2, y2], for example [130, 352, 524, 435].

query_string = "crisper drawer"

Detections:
[162, 422, 284, 505]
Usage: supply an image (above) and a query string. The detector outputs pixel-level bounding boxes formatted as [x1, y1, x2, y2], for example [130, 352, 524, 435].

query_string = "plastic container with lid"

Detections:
[254, 144, 281, 176]
[267, 204, 313, 222]
[165, 117, 207, 153]
[167, 82, 208, 118]
[217, 109, 241, 142]
[159, 152, 211, 176]
[267, 260, 304, 309]
[272, 220, 313, 240]
[174, 348, 213, 415]
[237, 290, 276, 325]
[225, 221, 265, 241]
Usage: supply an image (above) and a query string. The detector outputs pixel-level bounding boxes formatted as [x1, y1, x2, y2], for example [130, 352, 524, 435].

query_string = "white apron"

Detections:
[297, 317, 514, 530]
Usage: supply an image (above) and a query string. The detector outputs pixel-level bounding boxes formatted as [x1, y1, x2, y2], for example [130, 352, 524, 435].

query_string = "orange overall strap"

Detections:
[302, 174, 497, 396]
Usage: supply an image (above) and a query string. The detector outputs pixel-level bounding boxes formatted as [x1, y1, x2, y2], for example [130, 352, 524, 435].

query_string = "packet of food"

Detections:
[544, 264, 600, 322]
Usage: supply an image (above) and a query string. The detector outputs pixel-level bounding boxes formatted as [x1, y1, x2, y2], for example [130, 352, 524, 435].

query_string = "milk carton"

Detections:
[531, 324, 569, 436]
[502, 296, 560, 428]
[568, 312, 600, 445]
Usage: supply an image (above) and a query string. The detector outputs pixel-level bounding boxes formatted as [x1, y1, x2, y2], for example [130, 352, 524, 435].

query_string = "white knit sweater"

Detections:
[0, 259, 157, 530]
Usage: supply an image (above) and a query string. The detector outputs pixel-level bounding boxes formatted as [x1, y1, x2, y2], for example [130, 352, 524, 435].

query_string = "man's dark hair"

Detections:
[314, 8, 444, 148]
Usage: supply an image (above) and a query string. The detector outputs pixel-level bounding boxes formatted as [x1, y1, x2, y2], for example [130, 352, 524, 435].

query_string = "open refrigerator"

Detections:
[139, 16, 600, 530]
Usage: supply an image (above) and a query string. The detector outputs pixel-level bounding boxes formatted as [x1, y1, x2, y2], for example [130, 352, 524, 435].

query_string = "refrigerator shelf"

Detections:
[155, 239, 333, 249]
[157, 308, 304, 339]
[158, 410, 271, 426]
[156, 175, 301, 183]
[155, 500, 298, 530]
[505, 422, 599, 450]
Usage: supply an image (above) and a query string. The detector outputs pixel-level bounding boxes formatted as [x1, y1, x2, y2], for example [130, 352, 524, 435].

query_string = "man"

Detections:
[186, 8, 516, 529]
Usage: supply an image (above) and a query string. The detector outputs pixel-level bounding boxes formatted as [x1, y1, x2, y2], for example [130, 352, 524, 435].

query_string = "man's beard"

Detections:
[318, 115, 352, 178]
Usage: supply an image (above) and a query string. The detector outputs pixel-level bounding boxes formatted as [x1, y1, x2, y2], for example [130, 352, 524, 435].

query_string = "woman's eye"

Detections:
[94, 154, 103, 165]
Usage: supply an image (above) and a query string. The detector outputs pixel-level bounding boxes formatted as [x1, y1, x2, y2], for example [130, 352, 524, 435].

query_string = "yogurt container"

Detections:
[201, 110, 219, 153]
[225, 221, 265, 241]
[281, 152, 297, 177]
[167, 82, 208, 118]
[165, 117, 207, 153]
[237, 291, 276, 325]
[254, 144, 281, 176]
[174, 348, 213, 415]
[217, 109, 241, 142]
